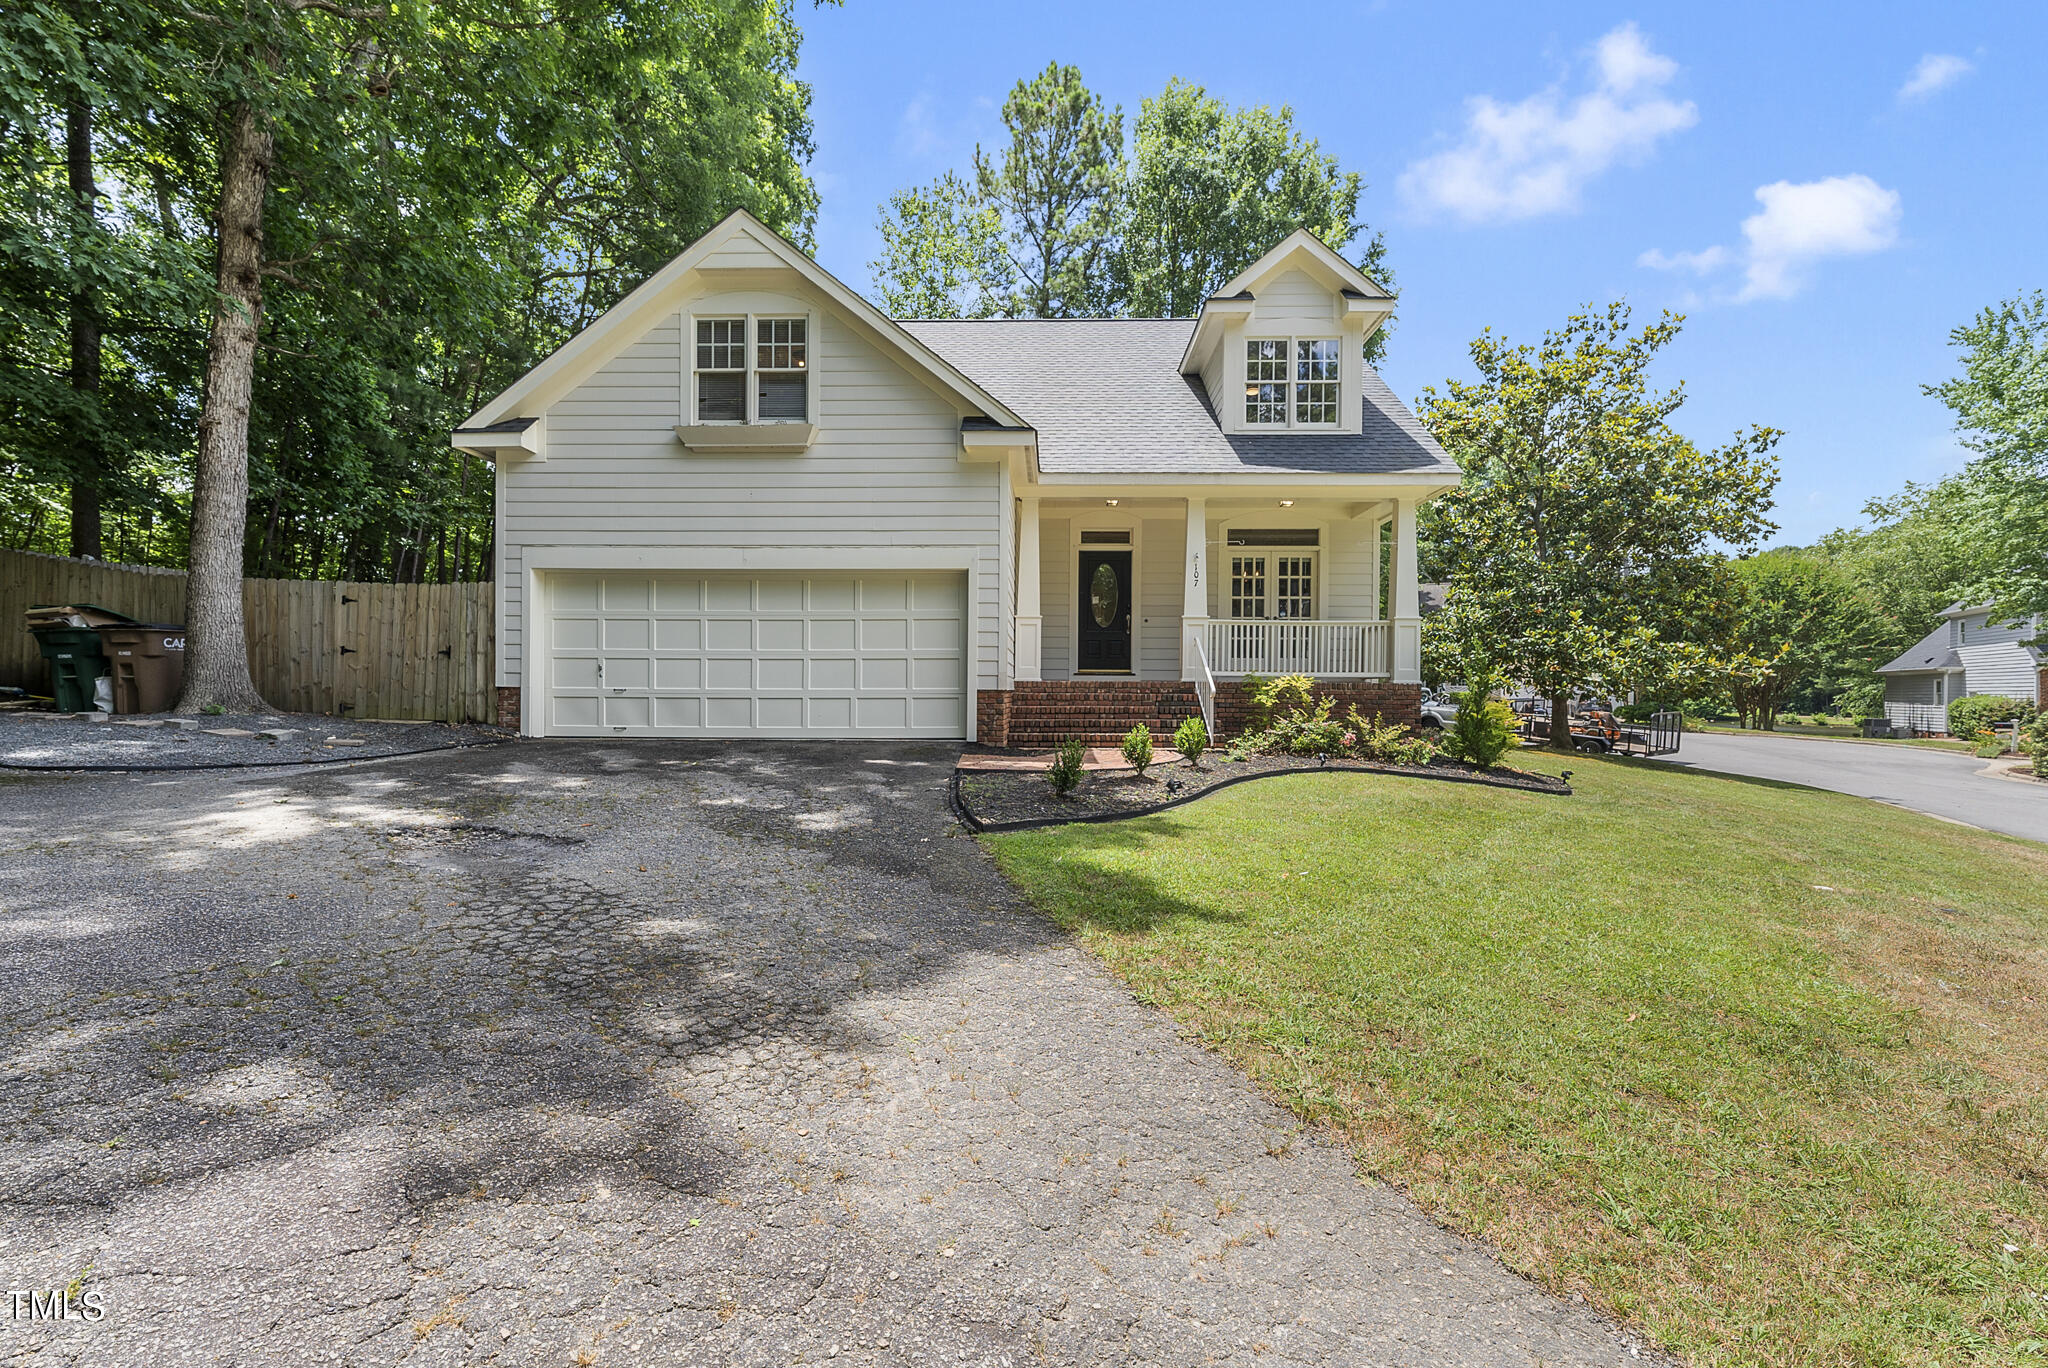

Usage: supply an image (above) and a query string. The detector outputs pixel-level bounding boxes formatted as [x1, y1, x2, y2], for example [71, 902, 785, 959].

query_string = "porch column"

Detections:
[1181, 496, 1208, 679]
[1015, 495, 1042, 681]
[1390, 495, 1423, 683]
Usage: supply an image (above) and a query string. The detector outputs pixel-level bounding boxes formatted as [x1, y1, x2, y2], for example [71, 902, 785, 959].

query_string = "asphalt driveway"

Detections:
[1649, 731, 2048, 843]
[0, 741, 1653, 1366]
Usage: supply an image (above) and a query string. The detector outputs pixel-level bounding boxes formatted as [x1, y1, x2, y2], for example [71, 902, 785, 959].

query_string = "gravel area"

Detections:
[0, 740, 1648, 1366]
[0, 709, 509, 770]
[957, 752, 1571, 830]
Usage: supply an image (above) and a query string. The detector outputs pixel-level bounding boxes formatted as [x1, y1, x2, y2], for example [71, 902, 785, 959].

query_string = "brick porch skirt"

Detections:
[496, 686, 521, 731]
[976, 678, 1422, 748]
[1212, 679, 1422, 736]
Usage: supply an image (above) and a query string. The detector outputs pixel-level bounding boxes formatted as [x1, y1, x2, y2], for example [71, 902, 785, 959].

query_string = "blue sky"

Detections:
[795, 2, 2046, 548]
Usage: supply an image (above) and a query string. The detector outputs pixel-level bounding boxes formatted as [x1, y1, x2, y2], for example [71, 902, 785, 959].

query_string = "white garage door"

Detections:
[543, 572, 968, 738]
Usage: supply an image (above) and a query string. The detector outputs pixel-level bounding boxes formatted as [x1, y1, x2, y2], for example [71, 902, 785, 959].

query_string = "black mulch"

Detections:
[953, 752, 1570, 832]
[0, 709, 512, 771]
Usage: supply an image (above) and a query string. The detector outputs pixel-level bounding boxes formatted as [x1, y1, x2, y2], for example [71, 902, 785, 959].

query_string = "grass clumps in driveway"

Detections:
[985, 754, 2048, 1368]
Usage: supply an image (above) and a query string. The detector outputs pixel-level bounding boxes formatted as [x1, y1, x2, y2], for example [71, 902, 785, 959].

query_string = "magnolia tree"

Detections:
[1421, 305, 1781, 749]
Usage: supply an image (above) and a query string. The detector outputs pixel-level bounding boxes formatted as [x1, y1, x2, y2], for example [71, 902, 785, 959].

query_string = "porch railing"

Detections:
[1187, 618, 1391, 678]
[1188, 632, 1217, 739]
[1884, 702, 1949, 735]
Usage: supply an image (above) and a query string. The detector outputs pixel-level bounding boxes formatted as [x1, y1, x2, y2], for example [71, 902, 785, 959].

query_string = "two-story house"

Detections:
[452, 211, 1458, 746]
[1877, 602, 2044, 733]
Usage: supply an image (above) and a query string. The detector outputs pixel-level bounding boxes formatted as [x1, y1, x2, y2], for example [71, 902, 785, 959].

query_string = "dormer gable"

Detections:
[1178, 230, 1396, 438]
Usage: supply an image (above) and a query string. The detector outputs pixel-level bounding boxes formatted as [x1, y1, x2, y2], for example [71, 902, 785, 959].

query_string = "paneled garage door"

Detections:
[543, 572, 967, 738]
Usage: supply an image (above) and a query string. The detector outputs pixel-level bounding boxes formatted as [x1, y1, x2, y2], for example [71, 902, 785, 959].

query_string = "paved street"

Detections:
[1649, 731, 2048, 843]
[0, 742, 1652, 1366]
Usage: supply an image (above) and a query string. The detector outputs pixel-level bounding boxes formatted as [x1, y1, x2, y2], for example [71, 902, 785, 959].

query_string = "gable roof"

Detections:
[461, 210, 1026, 431]
[1211, 228, 1393, 302]
[901, 318, 1458, 478]
[1877, 621, 1962, 674]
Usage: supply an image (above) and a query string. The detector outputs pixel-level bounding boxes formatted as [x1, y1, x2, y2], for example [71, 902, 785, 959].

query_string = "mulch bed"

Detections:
[953, 751, 1570, 832]
[0, 709, 511, 772]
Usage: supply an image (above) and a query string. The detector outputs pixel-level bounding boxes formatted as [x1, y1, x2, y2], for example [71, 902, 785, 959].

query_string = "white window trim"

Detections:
[1242, 335, 1344, 431]
[1219, 520, 1325, 619]
[686, 310, 818, 426]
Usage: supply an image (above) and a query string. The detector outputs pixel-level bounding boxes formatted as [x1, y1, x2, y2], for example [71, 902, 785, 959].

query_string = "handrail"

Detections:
[1190, 633, 1217, 741]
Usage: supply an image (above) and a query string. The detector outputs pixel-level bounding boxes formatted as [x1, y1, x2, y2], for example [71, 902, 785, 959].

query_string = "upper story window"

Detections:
[695, 319, 746, 421]
[756, 317, 807, 420]
[693, 316, 809, 423]
[1245, 337, 1341, 427]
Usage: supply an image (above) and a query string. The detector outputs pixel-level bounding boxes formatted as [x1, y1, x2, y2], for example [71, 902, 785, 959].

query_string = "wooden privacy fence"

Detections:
[1, 548, 494, 723]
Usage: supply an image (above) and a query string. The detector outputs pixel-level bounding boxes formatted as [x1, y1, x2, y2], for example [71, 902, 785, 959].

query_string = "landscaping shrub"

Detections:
[1046, 737, 1086, 796]
[1173, 716, 1208, 768]
[1947, 694, 2032, 740]
[2030, 711, 2048, 777]
[1343, 707, 1438, 765]
[1120, 724, 1154, 776]
[1243, 673, 1313, 732]
[1442, 679, 1515, 768]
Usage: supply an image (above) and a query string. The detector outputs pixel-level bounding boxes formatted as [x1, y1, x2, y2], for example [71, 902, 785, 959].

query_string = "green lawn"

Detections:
[986, 756, 2048, 1368]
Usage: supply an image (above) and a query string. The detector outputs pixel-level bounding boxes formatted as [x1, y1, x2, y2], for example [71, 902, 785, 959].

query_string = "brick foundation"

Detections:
[496, 686, 521, 731]
[975, 689, 1012, 747]
[1213, 679, 1422, 738]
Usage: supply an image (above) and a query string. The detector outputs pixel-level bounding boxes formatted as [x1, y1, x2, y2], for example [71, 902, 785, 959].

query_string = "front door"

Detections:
[1076, 550, 1133, 673]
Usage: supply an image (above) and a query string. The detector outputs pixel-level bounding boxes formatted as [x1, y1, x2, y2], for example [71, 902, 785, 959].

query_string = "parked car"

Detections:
[1415, 688, 1459, 729]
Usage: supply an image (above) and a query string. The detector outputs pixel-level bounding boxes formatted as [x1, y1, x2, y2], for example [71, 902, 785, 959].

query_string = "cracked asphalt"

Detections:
[0, 741, 1658, 1366]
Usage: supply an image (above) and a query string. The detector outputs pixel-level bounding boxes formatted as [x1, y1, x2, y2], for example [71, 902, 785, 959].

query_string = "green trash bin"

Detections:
[31, 624, 111, 713]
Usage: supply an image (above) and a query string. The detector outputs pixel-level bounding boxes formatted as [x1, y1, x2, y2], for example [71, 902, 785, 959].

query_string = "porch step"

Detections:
[1003, 681, 1204, 747]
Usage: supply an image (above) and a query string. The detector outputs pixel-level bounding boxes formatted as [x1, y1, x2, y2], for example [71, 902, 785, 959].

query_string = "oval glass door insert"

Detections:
[1090, 562, 1119, 628]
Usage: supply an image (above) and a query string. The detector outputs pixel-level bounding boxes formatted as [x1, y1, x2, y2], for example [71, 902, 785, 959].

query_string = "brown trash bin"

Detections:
[94, 624, 187, 714]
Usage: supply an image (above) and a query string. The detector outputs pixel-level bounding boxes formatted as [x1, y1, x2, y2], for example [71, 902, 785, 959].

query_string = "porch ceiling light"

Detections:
[1105, 498, 1119, 506]
[1278, 499, 1294, 507]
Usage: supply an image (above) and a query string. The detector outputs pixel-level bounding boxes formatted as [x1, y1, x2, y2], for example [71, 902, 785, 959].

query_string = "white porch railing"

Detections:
[1187, 618, 1391, 678]
[1884, 702, 1949, 735]
[1188, 632, 1217, 739]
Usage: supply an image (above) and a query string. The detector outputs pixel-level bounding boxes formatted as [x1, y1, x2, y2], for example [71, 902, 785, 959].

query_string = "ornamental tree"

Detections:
[1421, 304, 1780, 750]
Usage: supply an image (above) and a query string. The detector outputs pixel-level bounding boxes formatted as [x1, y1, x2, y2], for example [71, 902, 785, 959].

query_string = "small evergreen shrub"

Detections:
[1442, 679, 1515, 768]
[1173, 715, 1208, 767]
[1344, 707, 1439, 766]
[1120, 724, 1154, 775]
[1046, 737, 1086, 796]
[2029, 711, 2048, 777]
[1947, 694, 2031, 740]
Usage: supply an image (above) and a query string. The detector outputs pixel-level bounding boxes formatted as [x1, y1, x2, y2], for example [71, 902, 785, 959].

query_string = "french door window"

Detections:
[1229, 553, 1315, 619]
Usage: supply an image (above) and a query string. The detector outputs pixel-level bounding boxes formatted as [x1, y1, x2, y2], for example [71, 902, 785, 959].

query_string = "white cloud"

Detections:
[895, 93, 945, 159]
[1637, 245, 1728, 274]
[1637, 174, 1902, 302]
[1399, 23, 1697, 224]
[1738, 175, 1901, 299]
[1898, 53, 1973, 101]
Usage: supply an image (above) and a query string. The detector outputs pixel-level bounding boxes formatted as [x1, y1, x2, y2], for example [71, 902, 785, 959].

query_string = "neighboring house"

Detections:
[1876, 603, 2043, 733]
[452, 211, 1458, 745]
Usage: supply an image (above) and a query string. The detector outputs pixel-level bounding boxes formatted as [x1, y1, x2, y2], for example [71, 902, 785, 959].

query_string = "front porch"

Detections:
[983, 491, 1430, 745]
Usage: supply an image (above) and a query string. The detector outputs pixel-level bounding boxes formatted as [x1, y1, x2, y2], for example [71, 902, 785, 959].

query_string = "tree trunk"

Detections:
[177, 102, 272, 715]
[1549, 693, 1574, 753]
[66, 100, 103, 561]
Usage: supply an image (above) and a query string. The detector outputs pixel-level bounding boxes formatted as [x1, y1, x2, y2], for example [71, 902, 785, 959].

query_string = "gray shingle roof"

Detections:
[898, 318, 1458, 478]
[1877, 621, 1962, 674]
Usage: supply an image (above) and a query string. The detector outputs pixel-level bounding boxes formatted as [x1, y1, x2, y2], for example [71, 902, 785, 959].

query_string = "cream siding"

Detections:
[1249, 268, 1341, 330]
[499, 299, 1001, 693]
[1038, 517, 1072, 679]
[1138, 516, 1184, 678]
[1324, 515, 1379, 619]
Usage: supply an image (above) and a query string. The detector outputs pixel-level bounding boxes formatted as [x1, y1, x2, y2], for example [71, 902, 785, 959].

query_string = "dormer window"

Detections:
[1245, 337, 1341, 427]
[693, 315, 809, 423]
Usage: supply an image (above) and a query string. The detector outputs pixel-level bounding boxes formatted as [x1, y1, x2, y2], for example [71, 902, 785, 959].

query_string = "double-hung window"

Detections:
[1244, 337, 1342, 427]
[693, 316, 809, 423]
